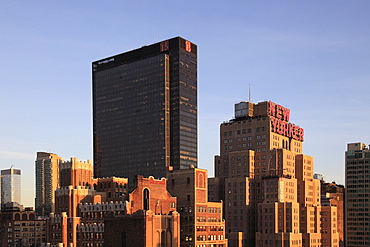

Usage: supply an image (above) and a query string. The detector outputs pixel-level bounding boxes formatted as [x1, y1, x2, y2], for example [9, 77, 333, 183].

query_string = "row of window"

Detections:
[8, 228, 44, 232]
[196, 217, 221, 222]
[223, 127, 266, 136]
[196, 234, 224, 241]
[196, 207, 221, 213]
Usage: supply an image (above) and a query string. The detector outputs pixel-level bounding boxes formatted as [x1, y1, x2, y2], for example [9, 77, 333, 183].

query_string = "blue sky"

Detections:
[1, 1, 369, 207]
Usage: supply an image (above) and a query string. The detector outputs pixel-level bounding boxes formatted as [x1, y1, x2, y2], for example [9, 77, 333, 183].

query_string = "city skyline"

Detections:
[1, 1, 370, 207]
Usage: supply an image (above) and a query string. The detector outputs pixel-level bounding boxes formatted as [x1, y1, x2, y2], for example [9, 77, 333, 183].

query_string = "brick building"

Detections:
[48, 159, 179, 247]
[104, 176, 180, 247]
[210, 101, 339, 247]
[167, 168, 228, 247]
[320, 180, 345, 247]
[0, 207, 47, 247]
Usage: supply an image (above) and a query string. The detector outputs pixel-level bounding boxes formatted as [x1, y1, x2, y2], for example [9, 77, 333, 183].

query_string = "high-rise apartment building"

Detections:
[345, 142, 370, 247]
[35, 152, 62, 216]
[210, 101, 339, 247]
[92, 37, 197, 183]
[1, 168, 21, 206]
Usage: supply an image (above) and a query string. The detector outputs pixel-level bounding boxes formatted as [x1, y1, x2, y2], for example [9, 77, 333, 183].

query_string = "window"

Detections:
[143, 189, 149, 210]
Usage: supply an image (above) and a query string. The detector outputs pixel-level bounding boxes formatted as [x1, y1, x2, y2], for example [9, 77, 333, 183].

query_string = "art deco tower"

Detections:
[210, 101, 339, 247]
[92, 37, 197, 183]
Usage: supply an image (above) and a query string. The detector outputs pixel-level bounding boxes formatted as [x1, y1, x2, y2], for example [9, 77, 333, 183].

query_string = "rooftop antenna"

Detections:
[248, 83, 251, 102]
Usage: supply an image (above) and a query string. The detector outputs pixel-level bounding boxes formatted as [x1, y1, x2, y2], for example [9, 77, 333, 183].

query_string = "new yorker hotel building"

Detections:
[215, 101, 304, 181]
[211, 101, 324, 247]
[92, 37, 197, 183]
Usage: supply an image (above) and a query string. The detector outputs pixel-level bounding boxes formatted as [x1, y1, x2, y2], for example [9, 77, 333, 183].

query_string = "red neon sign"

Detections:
[269, 101, 290, 122]
[269, 101, 304, 142]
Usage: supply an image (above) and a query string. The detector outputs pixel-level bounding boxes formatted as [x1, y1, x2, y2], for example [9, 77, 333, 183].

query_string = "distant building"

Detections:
[314, 173, 326, 182]
[92, 37, 198, 187]
[345, 142, 370, 247]
[35, 152, 62, 217]
[167, 168, 228, 247]
[1, 168, 21, 207]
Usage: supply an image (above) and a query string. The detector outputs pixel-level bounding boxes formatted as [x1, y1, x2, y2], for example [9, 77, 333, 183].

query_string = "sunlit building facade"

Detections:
[210, 101, 339, 247]
[167, 168, 228, 247]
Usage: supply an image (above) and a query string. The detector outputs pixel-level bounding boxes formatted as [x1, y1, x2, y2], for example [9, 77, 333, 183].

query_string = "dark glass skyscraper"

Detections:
[92, 37, 197, 183]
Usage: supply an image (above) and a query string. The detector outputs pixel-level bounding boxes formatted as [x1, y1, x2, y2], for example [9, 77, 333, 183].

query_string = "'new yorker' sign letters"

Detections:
[269, 101, 304, 142]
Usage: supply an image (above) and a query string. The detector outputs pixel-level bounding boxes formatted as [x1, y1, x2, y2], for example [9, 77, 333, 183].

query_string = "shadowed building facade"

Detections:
[92, 37, 197, 185]
[345, 142, 370, 247]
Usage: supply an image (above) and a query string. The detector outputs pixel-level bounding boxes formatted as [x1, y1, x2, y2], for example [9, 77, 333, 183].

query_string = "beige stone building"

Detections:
[210, 101, 339, 247]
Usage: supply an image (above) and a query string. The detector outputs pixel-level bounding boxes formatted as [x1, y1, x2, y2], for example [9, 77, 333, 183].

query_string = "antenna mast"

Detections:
[248, 83, 251, 102]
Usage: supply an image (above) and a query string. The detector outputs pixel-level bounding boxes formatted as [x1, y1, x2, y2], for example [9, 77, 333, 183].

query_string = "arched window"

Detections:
[166, 230, 172, 247]
[15, 213, 20, 220]
[198, 173, 204, 188]
[161, 231, 166, 247]
[22, 213, 27, 221]
[143, 189, 150, 210]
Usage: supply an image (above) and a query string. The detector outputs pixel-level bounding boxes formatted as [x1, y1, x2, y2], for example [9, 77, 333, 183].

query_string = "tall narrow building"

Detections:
[167, 168, 228, 247]
[1, 168, 21, 206]
[35, 152, 62, 216]
[345, 142, 370, 247]
[92, 37, 197, 183]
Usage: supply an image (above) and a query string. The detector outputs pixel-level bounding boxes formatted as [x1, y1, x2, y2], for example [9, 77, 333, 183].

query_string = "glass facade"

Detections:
[92, 37, 197, 184]
[1, 168, 21, 205]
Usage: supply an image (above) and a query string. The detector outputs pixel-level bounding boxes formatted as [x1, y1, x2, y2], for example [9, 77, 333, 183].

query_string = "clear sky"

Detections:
[1, 1, 369, 207]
